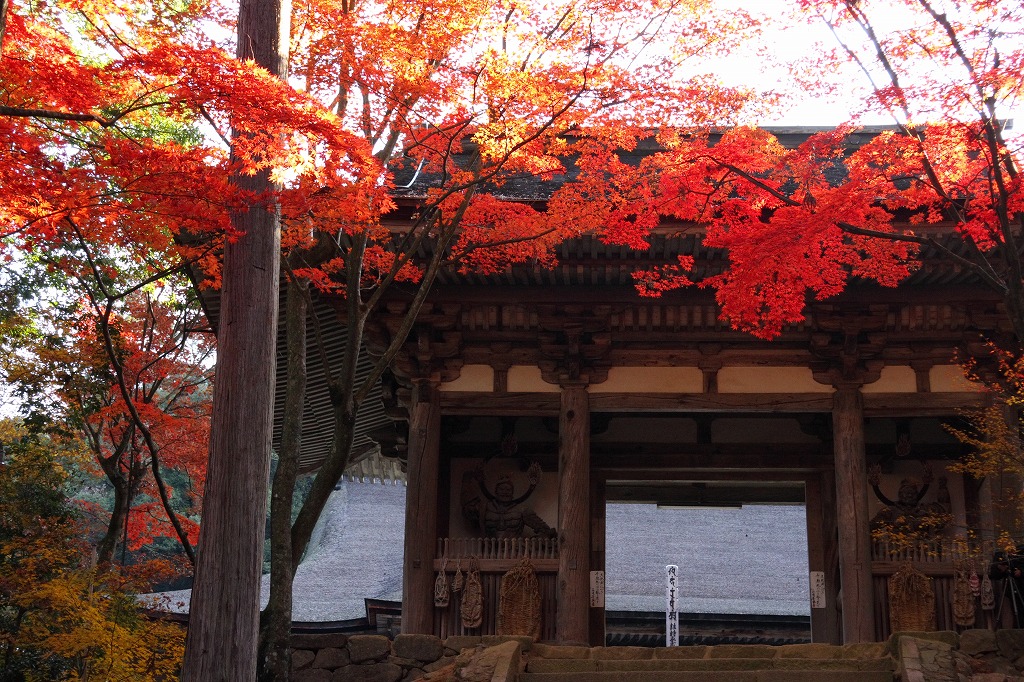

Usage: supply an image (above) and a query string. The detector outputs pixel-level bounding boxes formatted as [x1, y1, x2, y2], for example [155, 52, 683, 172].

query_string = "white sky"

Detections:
[711, 0, 1021, 131]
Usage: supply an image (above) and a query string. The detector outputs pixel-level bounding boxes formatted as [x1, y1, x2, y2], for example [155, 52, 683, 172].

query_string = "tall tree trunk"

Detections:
[96, 473, 129, 565]
[258, 277, 308, 682]
[181, 0, 290, 675]
[0, 0, 8, 51]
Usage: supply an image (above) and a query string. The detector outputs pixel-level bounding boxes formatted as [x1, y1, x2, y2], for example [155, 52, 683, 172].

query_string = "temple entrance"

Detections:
[600, 480, 812, 645]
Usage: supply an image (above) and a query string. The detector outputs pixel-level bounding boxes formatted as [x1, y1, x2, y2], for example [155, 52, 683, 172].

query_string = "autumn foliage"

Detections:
[4, 0, 1024, 675]
[0, 421, 186, 681]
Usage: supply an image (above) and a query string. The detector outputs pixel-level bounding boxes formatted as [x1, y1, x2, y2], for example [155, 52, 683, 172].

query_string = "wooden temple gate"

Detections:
[350, 236, 1009, 645]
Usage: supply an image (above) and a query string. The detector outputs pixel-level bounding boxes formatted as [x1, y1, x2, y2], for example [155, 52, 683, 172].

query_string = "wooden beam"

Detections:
[605, 483, 805, 506]
[557, 384, 590, 645]
[401, 381, 442, 635]
[441, 391, 560, 415]
[432, 558, 558, 572]
[832, 388, 875, 643]
[439, 390, 987, 416]
[862, 392, 988, 416]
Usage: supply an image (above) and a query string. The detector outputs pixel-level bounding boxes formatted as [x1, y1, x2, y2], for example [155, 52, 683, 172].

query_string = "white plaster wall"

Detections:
[718, 367, 834, 393]
[590, 366, 703, 393]
[439, 364, 494, 392]
[930, 365, 985, 392]
[862, 366, 917, 393]
[507, 365, 559, 392]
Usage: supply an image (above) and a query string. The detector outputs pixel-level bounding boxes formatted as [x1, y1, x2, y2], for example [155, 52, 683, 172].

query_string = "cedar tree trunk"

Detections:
[180, 0, 290, 675]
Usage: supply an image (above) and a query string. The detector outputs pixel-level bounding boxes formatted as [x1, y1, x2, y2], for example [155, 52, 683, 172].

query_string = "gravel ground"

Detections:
[604, 503, 809, 615]
[155, 483, 809, 621]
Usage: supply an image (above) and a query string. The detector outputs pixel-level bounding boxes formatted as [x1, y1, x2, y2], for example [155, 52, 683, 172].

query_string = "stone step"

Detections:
[526, 657, 894, 674]
[519, 672, 895, 682]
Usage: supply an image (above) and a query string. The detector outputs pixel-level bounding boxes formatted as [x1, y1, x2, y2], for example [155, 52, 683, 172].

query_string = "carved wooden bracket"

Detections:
[809, 305, 889, 387]
[540, 311, 610, 385]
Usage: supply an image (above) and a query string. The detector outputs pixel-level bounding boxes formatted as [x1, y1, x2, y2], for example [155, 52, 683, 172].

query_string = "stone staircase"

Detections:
[518, 641, 897, 682]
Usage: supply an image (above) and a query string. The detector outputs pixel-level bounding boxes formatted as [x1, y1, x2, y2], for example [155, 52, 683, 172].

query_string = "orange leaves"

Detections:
[450, 194, 554, 274]
[633, 256, 696, 298]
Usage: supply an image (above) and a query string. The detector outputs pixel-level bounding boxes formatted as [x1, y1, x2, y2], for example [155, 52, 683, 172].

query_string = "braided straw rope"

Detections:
[497, 557, 542, 641]
[889, 562, 936, 632]
[461, 556, 483, 629]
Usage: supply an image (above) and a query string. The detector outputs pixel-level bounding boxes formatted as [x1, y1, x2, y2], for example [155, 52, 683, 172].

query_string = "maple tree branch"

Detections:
[0, 106, 120, 126]
[457, 226, 558, 257]
[64, 216, 199, 563]
[0, 99, 169, 129]
[94, 295, 197, 564]
[836, 220, 1006, 293]
[197, 103, 232, 148]
[916, 1, 1023, 296]
[711, 159, 797, 207]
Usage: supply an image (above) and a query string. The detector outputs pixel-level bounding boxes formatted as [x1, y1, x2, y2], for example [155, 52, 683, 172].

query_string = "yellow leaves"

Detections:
[0, 423, 186, 679]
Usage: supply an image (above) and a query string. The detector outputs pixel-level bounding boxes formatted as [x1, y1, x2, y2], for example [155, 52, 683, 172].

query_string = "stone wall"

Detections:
[289, 633, 527, 682]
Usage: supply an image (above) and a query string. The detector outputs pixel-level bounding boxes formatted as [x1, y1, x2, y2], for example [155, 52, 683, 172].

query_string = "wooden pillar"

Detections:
[401, 379, 442, 634]
[557, 383, 590, 645]
[832, 386, 875, 643]
[589, 476, 606, 647]
[806, 474, 841, 644]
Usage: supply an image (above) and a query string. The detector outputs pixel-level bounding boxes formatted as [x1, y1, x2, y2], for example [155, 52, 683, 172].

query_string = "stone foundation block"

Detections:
[394, 633, 443, 663]
[443, 635, 481, 654]
[997, 630, 1024, 663]
[424, 655, 456, 672]
[348, 635, 392, 663]
[388, 656, 422, 669]
[312, 647, 350, 670]
[332, 661, 403, 682]
[962, 630, 1000, 656]
[291, 649, 316, 670]
[292, 668, 332, 682]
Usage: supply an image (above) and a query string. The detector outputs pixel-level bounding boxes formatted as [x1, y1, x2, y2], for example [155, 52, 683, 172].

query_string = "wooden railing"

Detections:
[871, 537, 957, 565]
[436, 536, 558, 562]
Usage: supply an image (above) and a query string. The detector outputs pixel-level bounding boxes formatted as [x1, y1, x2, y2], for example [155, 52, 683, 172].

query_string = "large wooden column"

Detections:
[589, 476, 607, 646]
[805, 473, 841, 644]
[832, 386, 875, 643]
[557, 382, 590, 645]
[402, 379, 442, 634]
